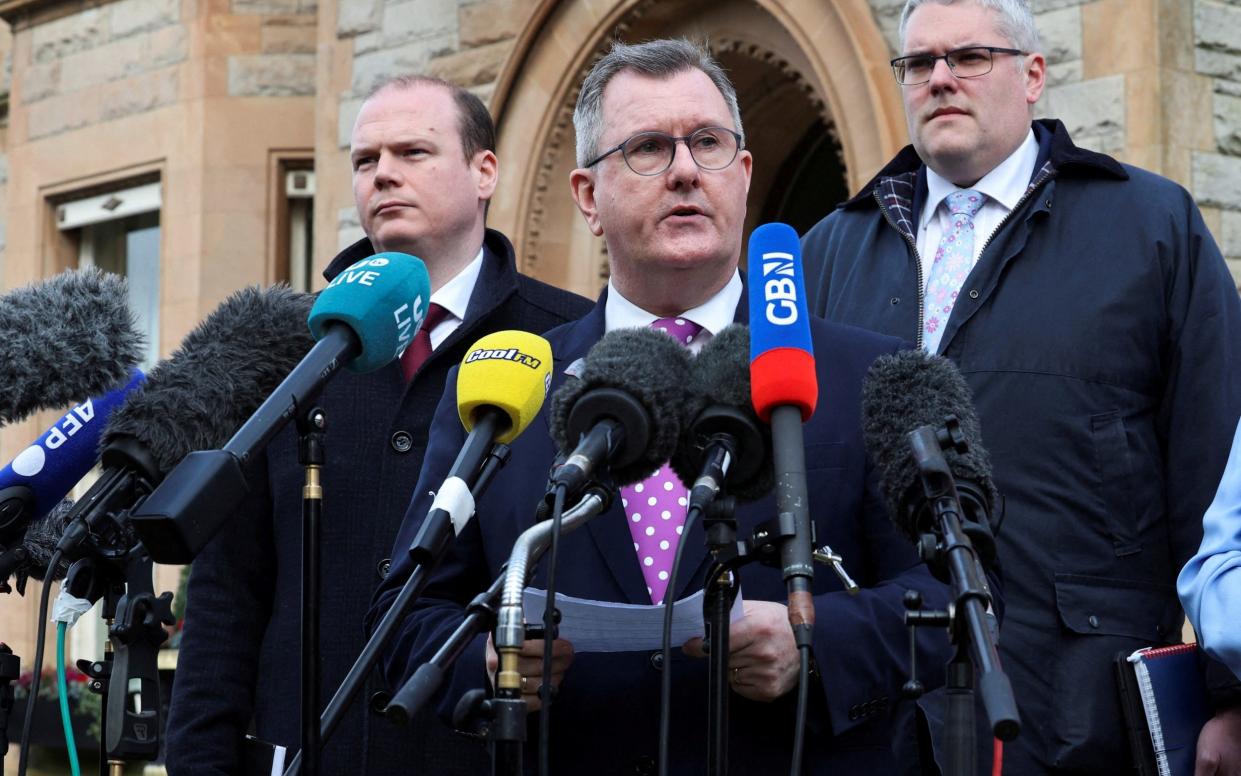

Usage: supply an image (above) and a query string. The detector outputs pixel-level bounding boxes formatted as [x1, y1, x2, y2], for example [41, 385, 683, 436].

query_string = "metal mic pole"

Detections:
[297, 407, 327, 776]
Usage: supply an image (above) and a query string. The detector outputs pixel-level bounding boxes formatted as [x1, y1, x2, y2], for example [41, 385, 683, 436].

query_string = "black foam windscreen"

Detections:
[549, 327, 694, 486]
[670, 324, 773, 500]
[861, 349, 998, 543]
[101, 284, 316, 477]
[0, 268, 144, 425]
[22, 498, 77, 582]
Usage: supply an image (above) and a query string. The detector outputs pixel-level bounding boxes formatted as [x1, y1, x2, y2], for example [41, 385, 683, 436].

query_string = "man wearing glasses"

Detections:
[371, 38, 955, 774]
[801, 1, 1241, 774]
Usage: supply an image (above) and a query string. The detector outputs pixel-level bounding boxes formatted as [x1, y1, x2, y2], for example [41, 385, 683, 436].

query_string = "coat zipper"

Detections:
[871, 166, 1058, 351]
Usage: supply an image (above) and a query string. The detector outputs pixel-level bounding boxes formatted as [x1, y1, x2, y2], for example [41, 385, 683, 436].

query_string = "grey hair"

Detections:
[899, 0, 1043, 54]
[572, 38, 745, 169]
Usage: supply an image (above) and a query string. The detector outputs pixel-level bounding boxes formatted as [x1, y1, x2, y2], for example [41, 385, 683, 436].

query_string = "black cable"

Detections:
[17, 548, 63, 776]
[790, 644, 811, 776]
[538, 483, 567, 776]
[657, 503, 702, 776]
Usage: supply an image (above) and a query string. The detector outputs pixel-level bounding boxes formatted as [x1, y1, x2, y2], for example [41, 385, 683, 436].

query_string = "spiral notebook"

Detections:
[1115, 644, 1211, 776]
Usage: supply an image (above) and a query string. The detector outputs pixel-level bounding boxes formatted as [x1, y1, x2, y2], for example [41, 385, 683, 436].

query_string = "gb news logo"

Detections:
[465, 347, 543, 371]
[760, 249, 799, 325]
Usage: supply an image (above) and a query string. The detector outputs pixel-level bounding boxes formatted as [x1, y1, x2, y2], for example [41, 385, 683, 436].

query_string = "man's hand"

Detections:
[485, 634, 575, 712]
[683, 600, 801, 702]
[1196, 706, 1241, 776]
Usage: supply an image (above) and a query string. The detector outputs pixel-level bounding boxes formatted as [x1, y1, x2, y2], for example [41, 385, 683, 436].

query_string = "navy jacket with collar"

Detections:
[166, 230, 592, 775]
[802, 119, 1241, 774]
[369, 288, 956, 775]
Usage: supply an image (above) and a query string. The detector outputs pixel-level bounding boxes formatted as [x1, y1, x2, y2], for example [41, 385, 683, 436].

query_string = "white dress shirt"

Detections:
[916, 130, 1039, 290]
[604, 270, 743, 353]
[426, 246, 485, 350]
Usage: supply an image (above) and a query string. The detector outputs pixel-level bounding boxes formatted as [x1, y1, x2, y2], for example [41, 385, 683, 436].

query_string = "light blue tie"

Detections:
[923, 189, 985, 354]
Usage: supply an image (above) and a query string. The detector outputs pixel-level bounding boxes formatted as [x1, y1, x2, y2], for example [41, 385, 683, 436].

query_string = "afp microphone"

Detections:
[52, 285, 317, 562]
[130, 254, 431, 563]
[748, 222, 818, 642]
[0, 268, 144, 425]
[548, 327, 695, 495]
[670, 324, 772, 514]
[406, 330, 552, 566]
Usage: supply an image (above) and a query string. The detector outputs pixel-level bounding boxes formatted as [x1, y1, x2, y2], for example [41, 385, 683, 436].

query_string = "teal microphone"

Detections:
[309, 252, 431, 373]
[130, 254, 430, 563]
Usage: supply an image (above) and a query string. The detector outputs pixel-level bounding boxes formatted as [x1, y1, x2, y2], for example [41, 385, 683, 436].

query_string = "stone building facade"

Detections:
[0, 0, 1238, 764]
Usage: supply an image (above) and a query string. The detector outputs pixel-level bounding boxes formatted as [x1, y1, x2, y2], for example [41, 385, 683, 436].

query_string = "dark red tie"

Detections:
[400, 302, 449, 381]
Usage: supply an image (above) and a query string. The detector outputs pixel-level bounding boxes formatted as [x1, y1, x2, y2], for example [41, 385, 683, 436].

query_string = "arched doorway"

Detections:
[488, 0, 903, 297]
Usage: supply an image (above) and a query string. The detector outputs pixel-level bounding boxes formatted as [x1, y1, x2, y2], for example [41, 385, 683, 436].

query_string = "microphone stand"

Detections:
[296, 406, 326, 776]
[280, 441, 512, 776]
[900, 420, 1019, 776]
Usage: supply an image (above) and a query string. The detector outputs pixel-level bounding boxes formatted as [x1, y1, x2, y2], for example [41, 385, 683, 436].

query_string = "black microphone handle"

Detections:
[770, 404, 815, 642]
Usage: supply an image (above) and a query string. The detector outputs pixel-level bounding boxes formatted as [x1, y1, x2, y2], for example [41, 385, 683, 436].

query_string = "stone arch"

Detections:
[488, 0, 905, 296]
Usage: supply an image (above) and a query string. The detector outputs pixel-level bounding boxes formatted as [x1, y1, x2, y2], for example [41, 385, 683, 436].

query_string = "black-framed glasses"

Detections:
[890, 46, 1026, 86]
[584, 126, 743, 176]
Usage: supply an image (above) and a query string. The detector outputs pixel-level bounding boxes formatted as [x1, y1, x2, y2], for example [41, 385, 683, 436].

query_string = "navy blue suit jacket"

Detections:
[369, 290, 954, 775]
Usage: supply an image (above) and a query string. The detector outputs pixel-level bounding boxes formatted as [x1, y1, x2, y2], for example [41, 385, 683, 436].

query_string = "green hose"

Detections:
[56, 621, 82, 776]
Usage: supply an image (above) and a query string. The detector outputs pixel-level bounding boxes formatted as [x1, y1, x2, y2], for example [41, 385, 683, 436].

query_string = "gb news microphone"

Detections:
[0, 370, 145, 590]
[278, 331, 553, 776]
[129, 254, 431, 564]
[0, 267, 144, 426]
[748, 222, 818, 644]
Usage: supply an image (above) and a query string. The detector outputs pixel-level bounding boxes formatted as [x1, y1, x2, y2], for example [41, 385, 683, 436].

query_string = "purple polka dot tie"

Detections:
[622, 317, 702, 604]
[923, 189, 985, 354]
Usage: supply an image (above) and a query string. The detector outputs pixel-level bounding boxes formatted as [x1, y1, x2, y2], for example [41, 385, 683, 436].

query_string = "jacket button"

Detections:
[1088, 615, 1100, 629]
[968, 289, 980, 299]
[889, 296, 900, 305]
[376, 558, 391, 579]
[633, 754, 655, 775]
[649, 651, 665, 671]
[848, 705, 860, 721]
[391, 430, 413, 453]
[369, 690, 391, 713]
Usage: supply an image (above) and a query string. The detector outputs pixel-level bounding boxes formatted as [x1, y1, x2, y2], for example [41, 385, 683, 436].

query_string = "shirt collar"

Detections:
[429, 246, 485, 323]
[921, 129, 1039, 229]
[604, 270, 742, 337]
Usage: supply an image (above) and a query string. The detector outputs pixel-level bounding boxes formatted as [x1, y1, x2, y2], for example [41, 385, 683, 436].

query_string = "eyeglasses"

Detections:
[584, 126, 743, 176]
[890, 46, 1026, 86]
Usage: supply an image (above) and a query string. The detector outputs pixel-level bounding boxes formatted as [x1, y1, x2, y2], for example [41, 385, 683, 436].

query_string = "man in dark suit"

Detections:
[369, 39, 954, 775]
[166, 77, 591, 775]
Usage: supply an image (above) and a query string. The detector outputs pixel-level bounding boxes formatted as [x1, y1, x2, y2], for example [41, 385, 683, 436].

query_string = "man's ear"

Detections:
[1024, 53, 1046, 106]
[570, 168, 604, 237]
[474, 150, 499, 201]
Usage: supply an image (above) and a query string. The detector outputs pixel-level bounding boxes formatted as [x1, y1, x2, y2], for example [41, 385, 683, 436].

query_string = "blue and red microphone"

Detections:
[748, 222, 818, 640]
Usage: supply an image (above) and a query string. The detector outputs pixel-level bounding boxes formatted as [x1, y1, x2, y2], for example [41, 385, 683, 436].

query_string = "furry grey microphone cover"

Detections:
[0, 267, 144, 425]
[669, 324, 773, 500]
[101, 284, 316, 477]
[860, 349, 998, 542]
[549, 327, 694, 486]
[21, 497, 77, 582]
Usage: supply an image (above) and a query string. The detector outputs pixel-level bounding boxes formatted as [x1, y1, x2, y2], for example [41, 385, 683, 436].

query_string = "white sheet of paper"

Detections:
[522, 587, 744, 653]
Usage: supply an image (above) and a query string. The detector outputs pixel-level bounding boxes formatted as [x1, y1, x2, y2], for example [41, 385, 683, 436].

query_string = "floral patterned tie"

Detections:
[923, 189, 985, 354]
[621, 317, 702, 604]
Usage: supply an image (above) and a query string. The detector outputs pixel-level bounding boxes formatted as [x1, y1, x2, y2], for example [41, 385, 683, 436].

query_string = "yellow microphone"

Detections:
[456, 330, 553, 444]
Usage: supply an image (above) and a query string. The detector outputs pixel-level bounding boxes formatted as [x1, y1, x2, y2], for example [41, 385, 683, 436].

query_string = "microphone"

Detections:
[748, 222, 818, 641]
[407, 330, 552, 564]
[0, 499, 76, 591]
[130, 253, 432, 563]
[51, 284, 318, 563]
[669, 324, 772, 513]
[860, 349, 999, 573]
[859, 348, 1016, 742]
[548, 327, 695, 494]
[0, 370, 145, 588]
[0, 267, 145, 425]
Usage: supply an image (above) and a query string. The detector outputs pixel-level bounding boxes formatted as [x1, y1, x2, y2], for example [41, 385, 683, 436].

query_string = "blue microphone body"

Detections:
[747, 222, 819, 640]
[130, 255, 432, 563]
[0, 369, 145, 546]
